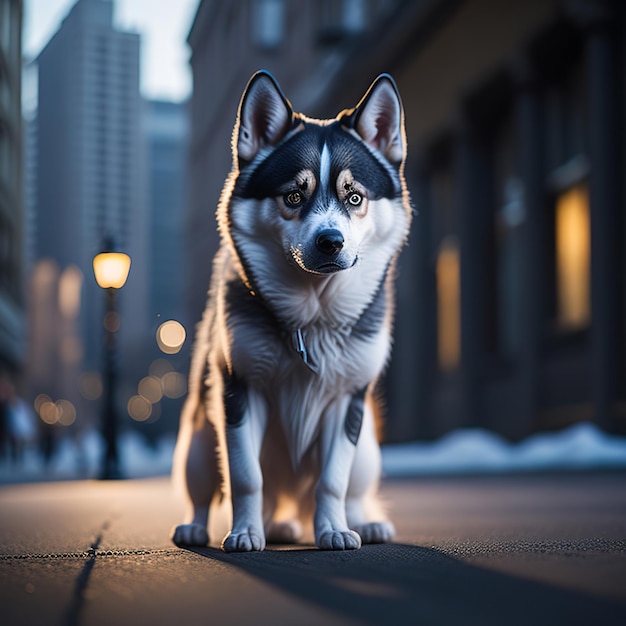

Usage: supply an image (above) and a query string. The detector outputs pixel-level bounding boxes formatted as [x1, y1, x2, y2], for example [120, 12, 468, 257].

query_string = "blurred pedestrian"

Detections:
[0, 372, 12, 461]
[39, 421, 57, 467]
[7, 392, 37, 465]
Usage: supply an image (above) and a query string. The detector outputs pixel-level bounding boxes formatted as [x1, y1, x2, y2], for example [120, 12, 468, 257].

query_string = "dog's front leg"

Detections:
[314, 388, 366, 550]
[221, 370, 267, 552]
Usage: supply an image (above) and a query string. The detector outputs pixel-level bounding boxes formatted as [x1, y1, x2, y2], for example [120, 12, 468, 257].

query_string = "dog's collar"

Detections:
[292, 327, 319, 374]
[236, 253, 321, 375]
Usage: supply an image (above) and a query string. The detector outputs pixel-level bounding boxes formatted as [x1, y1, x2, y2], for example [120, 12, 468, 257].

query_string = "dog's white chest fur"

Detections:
[226, 277, 390, 467]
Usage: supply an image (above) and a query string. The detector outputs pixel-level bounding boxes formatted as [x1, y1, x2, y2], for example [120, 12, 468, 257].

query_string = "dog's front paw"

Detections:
[317, 529, 362, 551]
[171, 523, 209, 547]
[221, 528, 266, 552]
[352, 521, 395, 544]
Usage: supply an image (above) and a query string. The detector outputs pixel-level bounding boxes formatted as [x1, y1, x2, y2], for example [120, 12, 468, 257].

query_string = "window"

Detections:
[544, 61, 587, 173]
[429, 142, 460, 373]
[490, 110, 523, 359]
[0, 121, 11, 184]
[252, 0, 285, 50]
[0, 64, 10, 112]
[318, 0, 366, 43]
[342, 0, 366, 34]
[554, 182, 590, 331]
[542, 54, 589, 335]
[436, 236, 461, 371]
[1, 1, 11, 58]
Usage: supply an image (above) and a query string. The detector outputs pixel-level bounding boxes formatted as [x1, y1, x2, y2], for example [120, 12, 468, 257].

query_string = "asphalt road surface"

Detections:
[1, 472, 625, 625]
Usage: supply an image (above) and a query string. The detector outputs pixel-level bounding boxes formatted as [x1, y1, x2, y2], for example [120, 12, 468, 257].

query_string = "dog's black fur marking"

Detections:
[351, 271, 389, 340]
[236, 123, 399, 207]
[224, 271, 282, 336]
[223, 366, 248, 427]
[344, 386, 367, 445]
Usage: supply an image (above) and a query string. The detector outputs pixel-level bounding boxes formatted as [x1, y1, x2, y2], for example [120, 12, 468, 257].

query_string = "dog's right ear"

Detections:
[235, 70, 294, 165]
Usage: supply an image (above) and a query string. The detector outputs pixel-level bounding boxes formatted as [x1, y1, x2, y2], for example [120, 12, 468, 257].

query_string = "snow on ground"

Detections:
[1, 422, 625, 484]
[381, 422, 626, 477]
[0, 430, 176, 484]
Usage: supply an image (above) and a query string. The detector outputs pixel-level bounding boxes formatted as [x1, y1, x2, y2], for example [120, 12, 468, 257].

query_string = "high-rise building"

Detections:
[143, 99, 189, 331]
[22, 61, 37, 274]
[34, 0, 148, 400]
[141, 98, 190, 436]
[0, 0, 25, 374]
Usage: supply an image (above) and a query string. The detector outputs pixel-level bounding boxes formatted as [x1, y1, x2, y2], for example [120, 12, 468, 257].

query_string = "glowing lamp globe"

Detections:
[93, 251, 131, 289]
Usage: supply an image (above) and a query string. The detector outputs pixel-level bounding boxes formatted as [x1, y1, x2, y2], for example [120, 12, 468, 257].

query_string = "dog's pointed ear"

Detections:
[235, 70, 293, 164]
[349, 74, 405, 165]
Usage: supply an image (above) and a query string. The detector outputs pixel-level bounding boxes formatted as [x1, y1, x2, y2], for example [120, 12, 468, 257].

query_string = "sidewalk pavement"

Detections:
[1, 472, 625, 625]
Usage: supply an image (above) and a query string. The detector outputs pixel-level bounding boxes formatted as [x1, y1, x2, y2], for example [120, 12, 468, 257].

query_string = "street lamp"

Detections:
[93, 238, 131, 479]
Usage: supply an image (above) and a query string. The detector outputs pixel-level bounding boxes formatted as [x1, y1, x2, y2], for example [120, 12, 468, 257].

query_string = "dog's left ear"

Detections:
[235, 70, 294, 165]
[349, 74, 405, 165]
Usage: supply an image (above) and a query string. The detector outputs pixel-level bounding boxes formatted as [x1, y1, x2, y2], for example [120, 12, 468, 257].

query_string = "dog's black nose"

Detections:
[316, 229, 344, 257]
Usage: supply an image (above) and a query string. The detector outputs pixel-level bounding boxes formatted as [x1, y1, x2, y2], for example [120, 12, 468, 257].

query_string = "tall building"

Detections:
[141, 98, 190, 437]
[21, 62, 37, 274]
[0, 0, 25, 374]
[143, 99, 189, 331]
[34, 0, 148, 414]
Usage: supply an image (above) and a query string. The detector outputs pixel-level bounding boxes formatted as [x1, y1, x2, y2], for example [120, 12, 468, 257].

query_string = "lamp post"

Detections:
[93, 238, 131, 479]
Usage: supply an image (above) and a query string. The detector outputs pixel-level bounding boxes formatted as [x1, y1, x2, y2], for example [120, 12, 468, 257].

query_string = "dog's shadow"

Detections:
[184, 543, 625, 625]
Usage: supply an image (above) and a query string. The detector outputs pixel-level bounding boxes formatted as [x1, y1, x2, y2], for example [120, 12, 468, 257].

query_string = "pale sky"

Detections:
[23, 0, 200, 102]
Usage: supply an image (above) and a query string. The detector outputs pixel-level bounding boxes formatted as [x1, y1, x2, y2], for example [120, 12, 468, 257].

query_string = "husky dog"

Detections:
[172, 70, 411, 552]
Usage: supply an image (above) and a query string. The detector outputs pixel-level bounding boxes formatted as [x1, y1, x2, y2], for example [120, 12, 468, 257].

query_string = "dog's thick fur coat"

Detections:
[172, 71, 411, 551]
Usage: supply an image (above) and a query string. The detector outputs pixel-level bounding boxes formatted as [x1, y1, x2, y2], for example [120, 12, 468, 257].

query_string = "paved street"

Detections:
[1, 472, 625, 625]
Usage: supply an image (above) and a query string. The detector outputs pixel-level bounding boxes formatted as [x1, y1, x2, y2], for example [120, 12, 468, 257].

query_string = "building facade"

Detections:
[141, 98, 190, 438]
[0, 0, 25, 375]
[33, 0, 148, 418]
[309, 0, 626, 441]
[143, 99, 189, 331]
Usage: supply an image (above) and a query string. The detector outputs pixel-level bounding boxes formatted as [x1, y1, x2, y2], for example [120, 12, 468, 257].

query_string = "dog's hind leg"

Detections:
[265, 520, 303, 544]
[171, 403, 221, 546]
[261, 426, 304, 545]
[262, 494, 303, 543]
[346, 401, 395, 544]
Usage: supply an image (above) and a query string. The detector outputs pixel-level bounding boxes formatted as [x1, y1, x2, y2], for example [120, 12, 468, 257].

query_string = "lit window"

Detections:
[436, 236, 461, 371]
[555, 182, 590, 330]
[253, 0, 285, 50]
[59, 265, 83, 319]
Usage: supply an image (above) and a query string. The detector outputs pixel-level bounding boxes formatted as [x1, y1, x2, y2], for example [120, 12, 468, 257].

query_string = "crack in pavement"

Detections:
[62, 519, 110, 626]
[0, 548, 175, 561]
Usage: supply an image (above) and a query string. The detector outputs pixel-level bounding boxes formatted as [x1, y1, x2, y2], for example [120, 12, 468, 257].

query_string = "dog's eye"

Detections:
[347, 193, 363, 207]
[284, 191, 303, 208]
